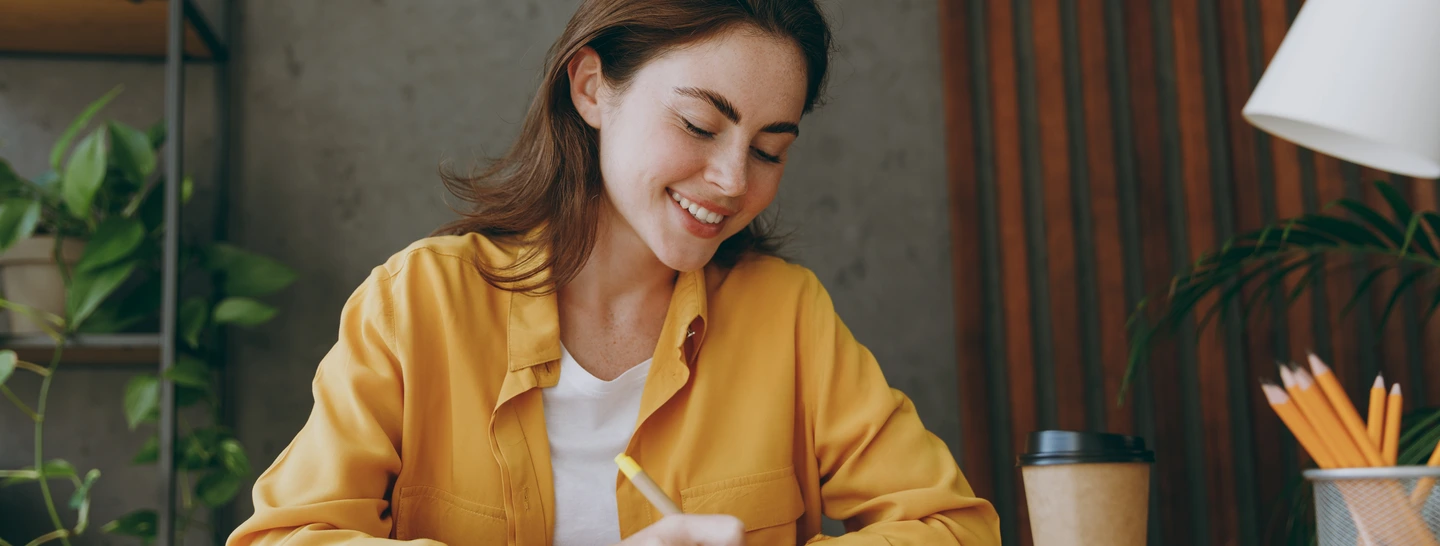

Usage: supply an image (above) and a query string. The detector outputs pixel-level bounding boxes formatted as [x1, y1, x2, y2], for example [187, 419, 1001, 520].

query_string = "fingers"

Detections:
[623, 514, 746, 546]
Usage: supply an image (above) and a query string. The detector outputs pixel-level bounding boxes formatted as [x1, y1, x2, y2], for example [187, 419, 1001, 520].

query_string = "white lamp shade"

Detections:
[1243, 0, 1440, 179]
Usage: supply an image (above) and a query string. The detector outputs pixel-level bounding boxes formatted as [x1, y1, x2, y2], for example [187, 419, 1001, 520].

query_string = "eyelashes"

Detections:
[682, 118, 784, 164]
[683, 119, 716, 138]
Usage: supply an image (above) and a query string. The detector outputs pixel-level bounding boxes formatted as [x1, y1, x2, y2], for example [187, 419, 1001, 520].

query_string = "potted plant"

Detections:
[1124, 180, 1440, 544]
[0, 87, 296, 545]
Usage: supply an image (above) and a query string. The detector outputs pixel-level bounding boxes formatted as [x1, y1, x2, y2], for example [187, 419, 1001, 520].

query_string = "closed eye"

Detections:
[683, 119, 716, 138]
[753, 148, 782, 164]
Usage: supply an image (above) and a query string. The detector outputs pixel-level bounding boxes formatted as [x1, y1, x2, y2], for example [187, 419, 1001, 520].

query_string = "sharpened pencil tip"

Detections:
[1374, 375, 1385, 390]
[1307, 353, 1331, 375]
[1261, 384, 1288, 404]
[1393, 383, 1402, 395]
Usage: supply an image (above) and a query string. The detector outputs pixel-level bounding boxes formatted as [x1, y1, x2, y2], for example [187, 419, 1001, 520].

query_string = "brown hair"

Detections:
[433, 0, 833, 292]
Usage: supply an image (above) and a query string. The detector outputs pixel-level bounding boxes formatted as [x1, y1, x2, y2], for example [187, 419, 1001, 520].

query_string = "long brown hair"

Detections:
[433, 0, 833, 292]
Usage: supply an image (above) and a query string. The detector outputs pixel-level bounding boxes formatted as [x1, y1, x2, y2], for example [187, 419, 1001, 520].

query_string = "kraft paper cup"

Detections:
[1018, 430, 1155, 546]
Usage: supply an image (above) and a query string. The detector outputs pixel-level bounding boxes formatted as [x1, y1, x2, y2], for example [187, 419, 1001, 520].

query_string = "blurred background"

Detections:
[7, 1, 1440, 546]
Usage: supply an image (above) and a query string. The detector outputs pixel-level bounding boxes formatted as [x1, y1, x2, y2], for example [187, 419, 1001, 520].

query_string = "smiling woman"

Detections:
[225, 1, 1001, 546]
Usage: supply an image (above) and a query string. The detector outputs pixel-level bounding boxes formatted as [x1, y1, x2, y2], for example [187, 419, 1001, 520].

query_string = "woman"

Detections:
[228, 1, 1000, 545]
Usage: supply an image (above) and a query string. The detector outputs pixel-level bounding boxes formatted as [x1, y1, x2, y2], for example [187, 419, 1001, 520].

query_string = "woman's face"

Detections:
[570, 27, 809, 272]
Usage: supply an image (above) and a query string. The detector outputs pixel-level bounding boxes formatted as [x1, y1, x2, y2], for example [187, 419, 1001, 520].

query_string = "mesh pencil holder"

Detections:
[1305, 467, 1440, 546]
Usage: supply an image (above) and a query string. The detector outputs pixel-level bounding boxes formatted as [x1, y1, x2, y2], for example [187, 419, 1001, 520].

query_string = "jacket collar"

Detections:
[504, 266, 710, 373]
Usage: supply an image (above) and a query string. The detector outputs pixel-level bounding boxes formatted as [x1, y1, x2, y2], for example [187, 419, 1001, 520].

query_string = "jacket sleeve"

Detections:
[227, 268, 443, 546]
[798, 272, 1001, 546]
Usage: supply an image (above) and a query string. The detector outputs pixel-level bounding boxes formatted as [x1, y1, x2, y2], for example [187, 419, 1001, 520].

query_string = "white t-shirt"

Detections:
[542, 344, 652, 546]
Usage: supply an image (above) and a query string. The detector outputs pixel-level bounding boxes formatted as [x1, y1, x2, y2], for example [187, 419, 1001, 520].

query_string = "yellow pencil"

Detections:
[1383, 383, 1402, 466]
[1308, 354, 1385, 466]
[1367, 374, 1386, 450]
[1284, 364, 1366, 467]
[616, 454, 681, 516]
[1261, 382, 1337, 469]
[1410, 439, 1440, 505]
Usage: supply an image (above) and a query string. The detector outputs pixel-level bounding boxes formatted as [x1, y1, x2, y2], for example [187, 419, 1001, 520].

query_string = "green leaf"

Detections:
[213, 297, 278, 327]
[76, 301, 146, 334]
[108, 120, 156, 184]
[1375, 181, 1436, 257]
[219, 438, 250, 475]
[1375, 180, 1414, 222]
[68, 468, 100, 510]
[132, 435, 158, 464]
[195, 470, 243, 507]
[0, 198, 41, 253]
[76, 216, 145, 273]
[177, 432, 216, 469]
[62, 126, 108, 218]
[1400, 408, 1440, 459]
[117, 273, 162, 321]
[102, 509, 157, 541]
[146, 120, 166, 150]
[1292, 213, 1387, 247]
[1378, 268, 1428, 327]
[40, 459, 76, 478]
[206, 243, 297, 297]
[0, 158, 23, 194]
[183, 174, 194, 205]
[73, 471, 99, 533]
[178, 431, 215, 470]
[163, 354, 210, 389]
[50, 85, 122, 172]
[1341, 266, 1391, 318]
[180, 297, 208, 348]
[177, 383, 211, 409]
[123, 375, 159, 430]
[67, 260, 139, 329]
[1333, 198, 1405, 248]
[79, 272, 160, 334]
[1426, 288, 1440, 323]
[0, 350, 14, 386]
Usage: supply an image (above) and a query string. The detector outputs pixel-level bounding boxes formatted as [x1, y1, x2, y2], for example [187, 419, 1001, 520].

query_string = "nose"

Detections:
[706, 146, 749, 198]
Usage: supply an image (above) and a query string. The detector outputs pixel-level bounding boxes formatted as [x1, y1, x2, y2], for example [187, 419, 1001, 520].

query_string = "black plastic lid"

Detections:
[1017, 430, 1155, 467]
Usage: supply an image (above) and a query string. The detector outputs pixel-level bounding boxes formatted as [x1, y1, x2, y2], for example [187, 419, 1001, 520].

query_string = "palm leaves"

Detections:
[1123, 181, 1440, 545]
[1123, 181, 1440, 400]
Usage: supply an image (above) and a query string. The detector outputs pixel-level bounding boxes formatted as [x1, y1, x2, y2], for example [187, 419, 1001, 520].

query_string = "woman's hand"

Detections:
[616, 514, 747, 546]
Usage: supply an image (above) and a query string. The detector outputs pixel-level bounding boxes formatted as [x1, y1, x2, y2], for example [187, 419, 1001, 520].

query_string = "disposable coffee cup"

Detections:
[1017, 430, 1154, 546]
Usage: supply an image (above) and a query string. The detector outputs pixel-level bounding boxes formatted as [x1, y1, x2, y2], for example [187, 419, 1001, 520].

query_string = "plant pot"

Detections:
[0, 236, 85, 335]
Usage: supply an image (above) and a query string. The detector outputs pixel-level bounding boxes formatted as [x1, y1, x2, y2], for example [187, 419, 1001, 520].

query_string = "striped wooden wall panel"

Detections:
[939, 1, 1440, 545]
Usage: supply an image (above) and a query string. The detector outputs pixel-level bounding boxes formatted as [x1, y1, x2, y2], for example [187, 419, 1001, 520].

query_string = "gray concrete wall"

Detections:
[0, 1, 958, 542]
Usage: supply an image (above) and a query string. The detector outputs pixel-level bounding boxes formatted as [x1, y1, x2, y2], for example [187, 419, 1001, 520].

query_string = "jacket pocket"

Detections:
[394, 485, 507, 543]
[680, 467, 806, 533]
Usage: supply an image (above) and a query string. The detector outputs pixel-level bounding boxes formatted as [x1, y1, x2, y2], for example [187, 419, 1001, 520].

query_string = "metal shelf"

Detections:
[0, 333, 161, 369]
[2, 0, 232, 540]
[0, 0, 227, 61]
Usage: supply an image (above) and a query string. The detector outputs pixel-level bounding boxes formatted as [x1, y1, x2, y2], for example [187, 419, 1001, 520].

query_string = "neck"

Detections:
[560, 204, 676, 309]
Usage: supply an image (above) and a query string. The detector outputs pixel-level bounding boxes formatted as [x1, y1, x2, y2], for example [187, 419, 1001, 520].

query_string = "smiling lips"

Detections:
[668, 189, 727, 224]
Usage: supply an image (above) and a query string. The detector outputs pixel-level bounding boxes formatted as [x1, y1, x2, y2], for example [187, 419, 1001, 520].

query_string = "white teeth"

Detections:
[668, 190, 725, 224]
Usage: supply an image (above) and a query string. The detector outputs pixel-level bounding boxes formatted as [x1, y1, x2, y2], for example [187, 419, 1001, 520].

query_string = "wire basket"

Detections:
[1305, 467, 1440, 546]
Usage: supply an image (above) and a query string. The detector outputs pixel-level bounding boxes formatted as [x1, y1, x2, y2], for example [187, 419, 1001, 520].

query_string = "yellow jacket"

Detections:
[227, 234, 1000, 546]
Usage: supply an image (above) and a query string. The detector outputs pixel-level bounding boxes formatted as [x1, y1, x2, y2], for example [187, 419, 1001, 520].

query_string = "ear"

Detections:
[568, 46, 604, 129]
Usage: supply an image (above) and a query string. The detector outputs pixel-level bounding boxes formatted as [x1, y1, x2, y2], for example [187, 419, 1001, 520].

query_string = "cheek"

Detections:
[602, 122, 707, 192]
[739, 171, 782, 216]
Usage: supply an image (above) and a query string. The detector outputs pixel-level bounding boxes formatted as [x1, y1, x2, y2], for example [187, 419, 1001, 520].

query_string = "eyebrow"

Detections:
[674, 86, 800, 136]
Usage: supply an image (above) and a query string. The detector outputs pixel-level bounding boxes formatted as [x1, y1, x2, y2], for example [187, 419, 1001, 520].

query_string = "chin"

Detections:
[650, 241, 718, 272]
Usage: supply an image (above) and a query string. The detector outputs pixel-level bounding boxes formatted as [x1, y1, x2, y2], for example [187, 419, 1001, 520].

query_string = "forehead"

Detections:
[629, 27, 809, 122]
